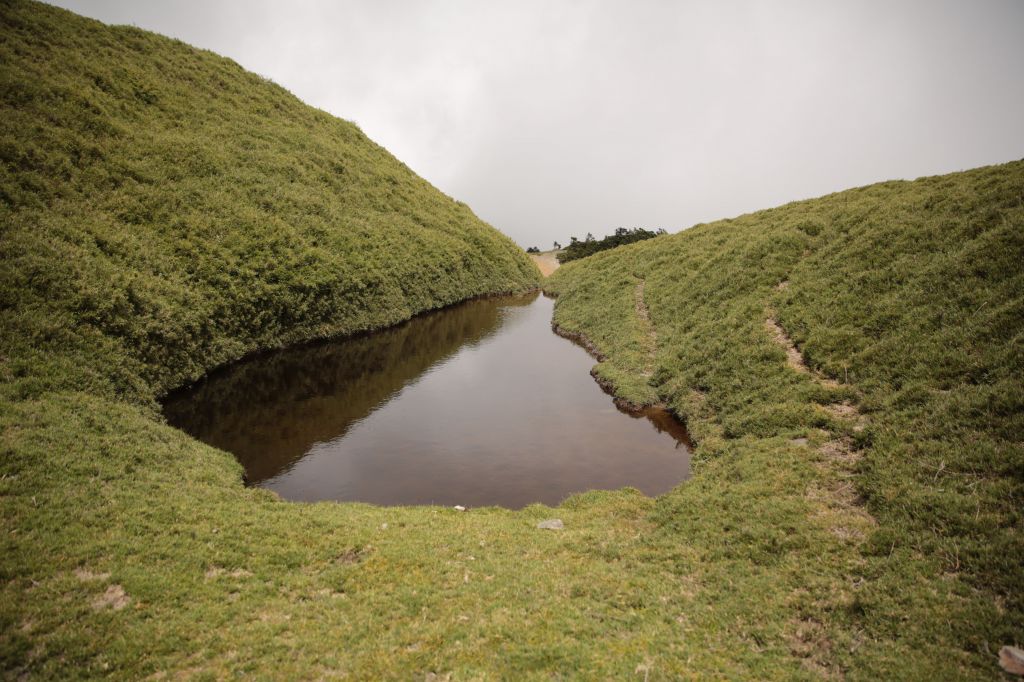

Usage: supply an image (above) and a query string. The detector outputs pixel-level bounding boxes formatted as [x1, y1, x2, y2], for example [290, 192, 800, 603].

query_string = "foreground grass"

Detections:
[2, 1, 1021, 678]
[547, 160, 1024, 678]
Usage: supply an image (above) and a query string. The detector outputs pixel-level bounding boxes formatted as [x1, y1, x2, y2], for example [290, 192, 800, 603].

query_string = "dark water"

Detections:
[163, 292, 690, 508]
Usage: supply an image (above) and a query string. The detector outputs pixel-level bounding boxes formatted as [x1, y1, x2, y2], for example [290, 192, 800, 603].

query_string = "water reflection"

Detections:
[164, 292, 690, 508]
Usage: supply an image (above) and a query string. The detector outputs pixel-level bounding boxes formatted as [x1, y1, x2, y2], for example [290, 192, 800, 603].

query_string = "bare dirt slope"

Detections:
[530, 250, 562, 277]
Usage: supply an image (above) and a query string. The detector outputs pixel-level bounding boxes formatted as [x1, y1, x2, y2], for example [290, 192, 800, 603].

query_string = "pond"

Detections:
[163, 292, 690, 508]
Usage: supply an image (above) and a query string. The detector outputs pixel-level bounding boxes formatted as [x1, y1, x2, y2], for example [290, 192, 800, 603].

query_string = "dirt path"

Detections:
[634, 278, 657, 377]
[766, 291, 877, 678]
[529, 250, 561, 277]
[765, 290, 876, 539]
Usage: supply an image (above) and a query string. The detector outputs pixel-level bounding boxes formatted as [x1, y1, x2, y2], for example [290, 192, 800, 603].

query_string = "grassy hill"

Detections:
[546, 160, 1024, 678]
[0, 0, 538, 410]
[2, 0, 1021, 678]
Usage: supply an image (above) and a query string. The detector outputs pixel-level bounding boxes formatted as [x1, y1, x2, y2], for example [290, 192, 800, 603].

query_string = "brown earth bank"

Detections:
[529, 250, 562, 277]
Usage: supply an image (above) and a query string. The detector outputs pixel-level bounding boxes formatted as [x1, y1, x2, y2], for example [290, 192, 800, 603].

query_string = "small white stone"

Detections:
[453, 505, 466, 512]
[537, 518, 564, 530]
[1000, 645, 1024, 675]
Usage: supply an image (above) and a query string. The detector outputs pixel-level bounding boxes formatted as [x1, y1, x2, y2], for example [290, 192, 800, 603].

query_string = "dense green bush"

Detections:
[556, 227, 664, 263]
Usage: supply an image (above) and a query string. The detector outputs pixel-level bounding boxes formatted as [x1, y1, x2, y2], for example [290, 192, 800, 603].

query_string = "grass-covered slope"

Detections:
[0, 0, 538, 409]
[2, 1, 1022, 678]
[547, 160, 1024, 678]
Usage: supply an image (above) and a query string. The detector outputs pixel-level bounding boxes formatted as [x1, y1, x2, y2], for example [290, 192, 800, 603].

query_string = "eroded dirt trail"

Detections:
[634, 278, 657, 377]
[765, 299, 876, 533]
[767, 286, 876, 679]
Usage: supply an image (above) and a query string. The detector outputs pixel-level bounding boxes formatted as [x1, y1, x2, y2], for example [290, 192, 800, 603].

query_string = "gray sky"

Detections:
[50, 1, 1024, 248]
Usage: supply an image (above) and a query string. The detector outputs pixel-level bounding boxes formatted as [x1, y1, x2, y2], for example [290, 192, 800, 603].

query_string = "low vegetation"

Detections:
[0, 0, 538, 411]
[556, 227, 664, 264]
[546, 160, 1024, 678]
[2, 1, 1020, 678]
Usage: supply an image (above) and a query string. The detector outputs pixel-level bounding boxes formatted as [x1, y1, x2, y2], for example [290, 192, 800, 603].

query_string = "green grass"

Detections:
[546, 160, 1024, 678]
[0, 0, 538, 409]
[2, 0, 1022, 678]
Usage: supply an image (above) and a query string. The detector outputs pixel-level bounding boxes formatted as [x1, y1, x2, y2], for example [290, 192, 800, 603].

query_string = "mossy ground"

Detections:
[2, 1, 1022, 679]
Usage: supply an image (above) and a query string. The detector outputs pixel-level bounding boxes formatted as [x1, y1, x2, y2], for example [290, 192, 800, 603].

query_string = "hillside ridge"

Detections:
[546, 158, 1024, 677]
[0, 0, 538, 409]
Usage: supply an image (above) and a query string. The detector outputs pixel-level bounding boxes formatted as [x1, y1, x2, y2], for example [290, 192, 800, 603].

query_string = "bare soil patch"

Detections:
[91, 584, 130, 611]
[529, 251, 561, 277]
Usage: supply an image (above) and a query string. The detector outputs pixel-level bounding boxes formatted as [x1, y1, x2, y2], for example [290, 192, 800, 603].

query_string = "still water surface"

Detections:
[164, 292, 690, 508]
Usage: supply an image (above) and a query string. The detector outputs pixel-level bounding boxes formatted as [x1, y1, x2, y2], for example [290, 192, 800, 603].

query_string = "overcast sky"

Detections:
[50, 1, 1024, 248]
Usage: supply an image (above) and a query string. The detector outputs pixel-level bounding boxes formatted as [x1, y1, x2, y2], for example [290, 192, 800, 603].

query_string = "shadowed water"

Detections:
[164, 292, 690, 508]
